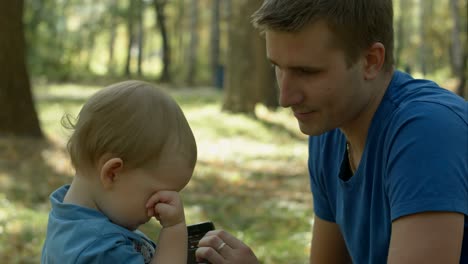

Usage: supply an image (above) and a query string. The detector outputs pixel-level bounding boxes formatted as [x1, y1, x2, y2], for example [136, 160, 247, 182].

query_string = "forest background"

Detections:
[0, 0, 466, 263]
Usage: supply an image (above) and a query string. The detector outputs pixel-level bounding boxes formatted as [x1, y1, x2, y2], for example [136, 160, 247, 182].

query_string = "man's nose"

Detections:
[277, 71, 303, 108]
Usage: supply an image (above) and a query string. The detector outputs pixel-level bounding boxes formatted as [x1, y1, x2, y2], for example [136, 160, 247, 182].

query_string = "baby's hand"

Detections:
[145, 191, 185, 227]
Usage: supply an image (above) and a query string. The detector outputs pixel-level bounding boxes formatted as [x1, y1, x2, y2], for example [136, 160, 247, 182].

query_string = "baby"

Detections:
[41, 80, 197, 263]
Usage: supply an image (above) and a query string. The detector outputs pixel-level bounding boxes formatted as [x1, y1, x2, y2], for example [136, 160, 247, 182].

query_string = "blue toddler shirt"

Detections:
[41, 185, 156, 264]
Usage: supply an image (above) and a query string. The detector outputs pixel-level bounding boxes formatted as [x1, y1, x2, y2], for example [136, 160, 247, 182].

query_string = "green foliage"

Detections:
[23, 0, 220, 84]
[393, 0, 466, 80]
[0, 83, 312, 263]
[23, 0, 465, 85]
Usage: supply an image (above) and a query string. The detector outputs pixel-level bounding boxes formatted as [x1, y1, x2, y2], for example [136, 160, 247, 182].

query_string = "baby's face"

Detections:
[101, 158, 193, 230]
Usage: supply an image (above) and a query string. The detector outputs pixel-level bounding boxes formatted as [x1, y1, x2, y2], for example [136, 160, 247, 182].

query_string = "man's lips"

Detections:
[293, 110, 316, 121]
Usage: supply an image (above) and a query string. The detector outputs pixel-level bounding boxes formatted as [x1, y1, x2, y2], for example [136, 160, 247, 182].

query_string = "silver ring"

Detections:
[217, 242, 226, 251]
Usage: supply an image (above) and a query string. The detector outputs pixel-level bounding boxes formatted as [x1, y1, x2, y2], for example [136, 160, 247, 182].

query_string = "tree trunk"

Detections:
[186, 0, 198, 85]
[125, 0, 136, 77]
[255, 35, 278, 109]
[174, 0, 186, 72]
[154, 0, 171, 82]
[0, 0, 43, 137]
[461, 54, 467, 99]
[108, 19, 117, 75]
[137, 0, 144, 77]
[26, 0, 44, 62]
[449, 0, 466, 97]
[418, 0, 427, 76]
[460, 54, 467, 99]
[211, 0, 221, 88]
[395, 0, 412, 69]
[85, 30, 96, 72]
[222, 0, 264, 114]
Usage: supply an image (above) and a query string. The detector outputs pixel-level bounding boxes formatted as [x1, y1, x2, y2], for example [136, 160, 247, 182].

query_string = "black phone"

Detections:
[187, 221, 215, 264]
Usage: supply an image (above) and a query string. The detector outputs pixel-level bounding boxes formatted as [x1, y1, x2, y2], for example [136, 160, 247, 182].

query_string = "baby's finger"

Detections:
[145, 193, 161, 208]
[153, 190, 178, 203]
[147, 207, 155, 217]
[154, 202, 174, 216]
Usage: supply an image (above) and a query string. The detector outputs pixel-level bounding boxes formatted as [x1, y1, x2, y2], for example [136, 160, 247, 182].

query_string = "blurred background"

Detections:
[0, 0, 466, 263]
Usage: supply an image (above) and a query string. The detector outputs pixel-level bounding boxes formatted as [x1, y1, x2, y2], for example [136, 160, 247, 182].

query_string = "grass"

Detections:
[0, 83, 313, 263]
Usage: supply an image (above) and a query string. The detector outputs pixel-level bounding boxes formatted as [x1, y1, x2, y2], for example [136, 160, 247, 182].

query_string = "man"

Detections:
[196, 0, 468, 263]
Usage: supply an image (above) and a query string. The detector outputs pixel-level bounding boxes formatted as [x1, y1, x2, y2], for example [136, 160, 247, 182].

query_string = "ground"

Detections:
[0, 83, 313, 264]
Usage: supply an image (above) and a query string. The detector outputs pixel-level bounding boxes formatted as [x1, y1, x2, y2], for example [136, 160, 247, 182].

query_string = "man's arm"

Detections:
[310, 215, 351, 264]
[388, 211, 464, 264]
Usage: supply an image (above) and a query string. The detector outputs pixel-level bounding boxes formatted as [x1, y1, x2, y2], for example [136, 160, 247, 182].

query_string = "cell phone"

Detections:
[187, 221, 215, 264]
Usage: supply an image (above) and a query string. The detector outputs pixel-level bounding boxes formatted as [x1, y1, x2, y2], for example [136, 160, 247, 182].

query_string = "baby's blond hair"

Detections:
[62, 80, 197, 173]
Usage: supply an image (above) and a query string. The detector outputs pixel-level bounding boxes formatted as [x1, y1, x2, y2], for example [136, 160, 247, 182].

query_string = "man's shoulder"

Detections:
[386, 71, 466, 120]
[385, 90, 467, 137]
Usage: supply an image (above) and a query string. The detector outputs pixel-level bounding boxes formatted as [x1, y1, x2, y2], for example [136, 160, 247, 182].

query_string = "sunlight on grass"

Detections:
[2, 83, 313, 264]
[0, 173, 13, 190]
[0, 194, 48, 263]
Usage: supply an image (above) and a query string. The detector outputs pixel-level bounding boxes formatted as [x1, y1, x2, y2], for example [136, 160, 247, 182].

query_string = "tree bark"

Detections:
[211, 0, 221, 88]
[255, 35, 278, 109]
[137, 0, 144, 77]
[186, 0, 199, 85]
[85, 29, 97, 72]
[108, 18, 117, 75]
[222, 0, 266, 114]
[418, 0, 427, 76]
[174, 0, 186, 71]
[449, 0, 466, 97]
[0, 0, 43, 137]
[395, 0, 412, 69]
[26, 0, 44, 62]
[154, 0, 171, 82]
[125, 0, 136, 77]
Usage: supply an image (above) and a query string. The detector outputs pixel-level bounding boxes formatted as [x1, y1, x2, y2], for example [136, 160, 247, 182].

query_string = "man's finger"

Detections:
[196, 246, 224, 264]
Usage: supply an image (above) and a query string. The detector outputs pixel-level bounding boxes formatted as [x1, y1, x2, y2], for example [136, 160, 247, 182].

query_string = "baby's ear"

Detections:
[100, 157, 123, 190]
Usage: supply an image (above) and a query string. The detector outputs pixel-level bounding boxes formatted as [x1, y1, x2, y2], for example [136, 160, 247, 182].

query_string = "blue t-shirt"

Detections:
[309, 71, 468, 263]
[41, 185, 156, 264]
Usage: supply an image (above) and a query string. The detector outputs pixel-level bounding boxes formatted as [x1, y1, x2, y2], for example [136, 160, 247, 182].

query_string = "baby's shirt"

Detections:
[41, 185, 156, 264]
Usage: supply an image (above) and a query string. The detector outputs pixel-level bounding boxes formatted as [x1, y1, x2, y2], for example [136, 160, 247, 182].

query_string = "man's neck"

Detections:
[341, 71, 393, 166]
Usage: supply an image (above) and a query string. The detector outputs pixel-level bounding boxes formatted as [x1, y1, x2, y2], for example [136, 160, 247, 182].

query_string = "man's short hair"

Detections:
[252, 0, 394, 71]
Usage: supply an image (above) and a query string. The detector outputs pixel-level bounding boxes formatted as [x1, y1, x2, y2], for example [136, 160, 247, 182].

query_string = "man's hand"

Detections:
[145, 191, 185, 227]
[196, 230, 259, 264]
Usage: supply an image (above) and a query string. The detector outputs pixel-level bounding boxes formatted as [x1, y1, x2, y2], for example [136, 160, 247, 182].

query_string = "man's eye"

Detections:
[297, 68, 312, 74]
[298, 68, 321, 75]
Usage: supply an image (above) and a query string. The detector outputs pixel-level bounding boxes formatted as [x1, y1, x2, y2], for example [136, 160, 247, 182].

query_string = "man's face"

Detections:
[266, 20, 371, 136]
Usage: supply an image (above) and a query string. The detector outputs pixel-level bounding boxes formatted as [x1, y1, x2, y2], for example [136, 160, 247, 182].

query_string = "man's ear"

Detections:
[363, 42, 385, 80]
[100, 157, 124, 190]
